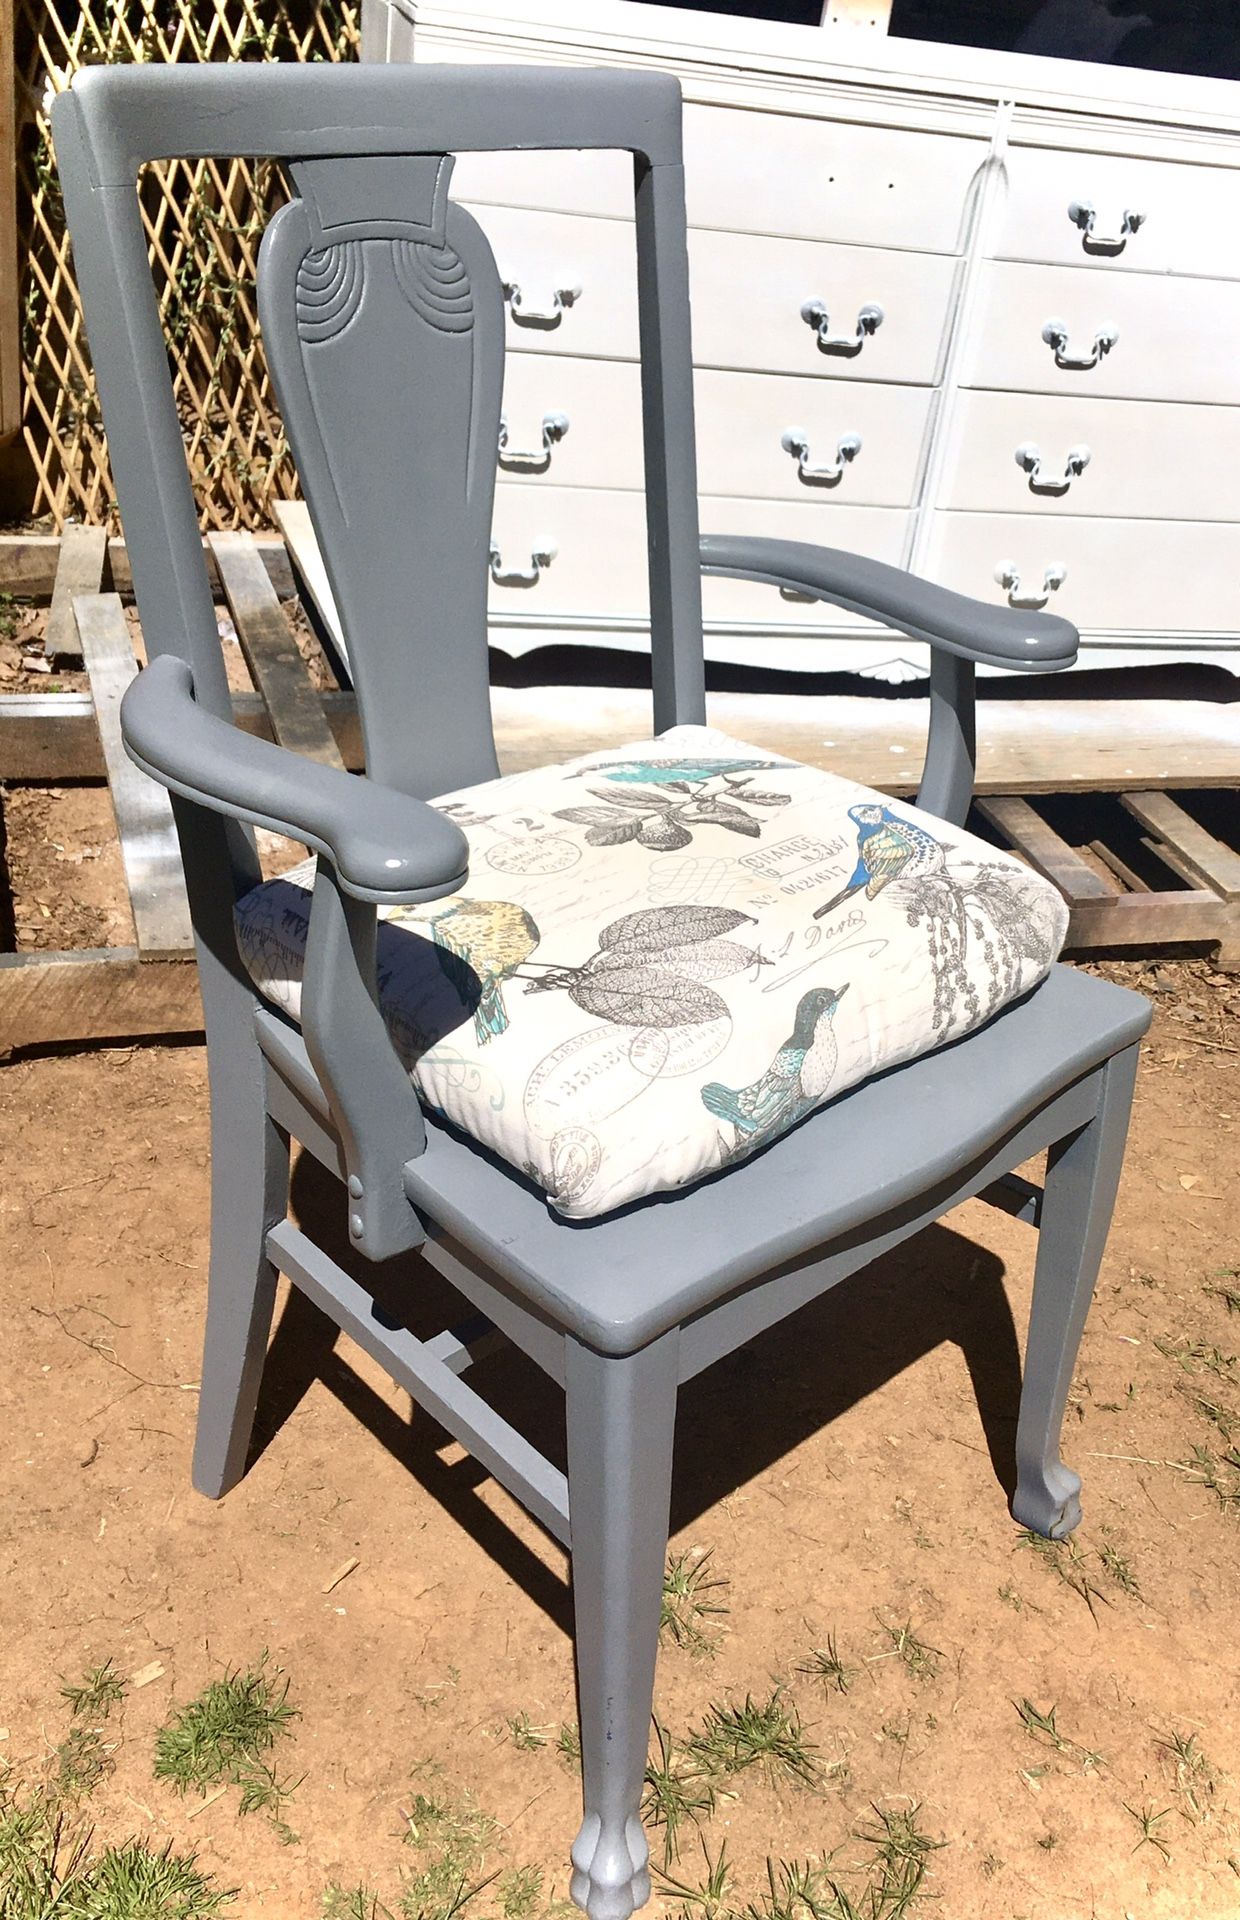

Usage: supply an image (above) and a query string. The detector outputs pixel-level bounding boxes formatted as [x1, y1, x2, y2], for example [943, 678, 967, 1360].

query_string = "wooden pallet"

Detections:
[5, 526, 1240, 1051]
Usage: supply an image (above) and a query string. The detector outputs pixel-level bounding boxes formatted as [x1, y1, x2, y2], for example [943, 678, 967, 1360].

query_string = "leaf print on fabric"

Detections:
[553, 765, 792, 855]
[568, 964, 728, 1029]
[523, 903, 756, 1029]
[599, 904, 755, 955]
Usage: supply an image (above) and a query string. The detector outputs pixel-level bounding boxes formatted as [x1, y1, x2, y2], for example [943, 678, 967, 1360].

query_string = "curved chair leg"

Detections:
[566, 1329, 679, 1920]
[192, 1057, 290, 1500]
[1013, 1043, 1140, 1539]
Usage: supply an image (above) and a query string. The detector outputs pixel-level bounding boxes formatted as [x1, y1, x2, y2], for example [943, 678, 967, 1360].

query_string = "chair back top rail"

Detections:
[52, 63, 704, 802]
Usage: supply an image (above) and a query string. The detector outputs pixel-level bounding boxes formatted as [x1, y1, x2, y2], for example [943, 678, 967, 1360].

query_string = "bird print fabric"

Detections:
[234, 724, 1068, 1219]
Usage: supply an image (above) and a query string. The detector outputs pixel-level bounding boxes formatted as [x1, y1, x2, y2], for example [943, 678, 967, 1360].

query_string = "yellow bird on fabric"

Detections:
[424, 898, 540, 1045]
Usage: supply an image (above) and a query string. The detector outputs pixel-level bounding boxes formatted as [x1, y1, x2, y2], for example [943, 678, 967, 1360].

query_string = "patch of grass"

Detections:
[504, 1713, 550, 1753]
[400, 1788, 498, 1920]
[1157, 1730, 1216, 1823]
[1097, 1540, 1142, 1600]
[1154, 1336, 1237, 1380]
[555, 1723, 581, 1772]
[55, 1724, 115, 1802]
[1014, 1531, 1111, 1623]
[875, 1621, 941, 1684]
[740, 1856, 836, 1920]
[654, 1838, 732, 1920]
[1012, 1700, 1102, 1771]
[643, 1721, 717, 1865]
[661, 1549, 730, 1659]
[796, 1635, 854, 1696]
[0, 592, 18, 641]
[857, 1804, 946, 1917]
[688, 1690, 821, 1789]
[1124, 1802, 1173, 1862]
[0, 1791, 233, 1920]
[154, 1653, 300, 1828]
[1175, 1442, 1240, 1514]
[1203, 1273, 1240, 1315]
[1191, 1393, 1238, 1440]
[322, 1887, 396, 1920]
[61, 1658, 126, 1722]
[497, 1867, 544, 1920]
[997, 1584, 1026, 1612]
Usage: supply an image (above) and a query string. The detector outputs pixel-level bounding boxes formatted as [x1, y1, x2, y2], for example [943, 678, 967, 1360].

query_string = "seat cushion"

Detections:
[234, 725, 1068, 1220]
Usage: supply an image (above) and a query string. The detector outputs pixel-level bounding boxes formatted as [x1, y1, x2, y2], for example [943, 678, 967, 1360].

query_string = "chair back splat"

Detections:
[54, 63, 706, 802]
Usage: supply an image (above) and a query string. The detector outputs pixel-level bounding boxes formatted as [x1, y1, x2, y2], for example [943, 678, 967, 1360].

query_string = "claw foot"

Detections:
[1012, 1459, 1083, 1540]
[570, 1813, 650, 1920]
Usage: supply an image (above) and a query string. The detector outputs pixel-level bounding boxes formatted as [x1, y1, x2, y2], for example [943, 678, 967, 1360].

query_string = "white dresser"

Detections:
[362, 0, 1240, 681]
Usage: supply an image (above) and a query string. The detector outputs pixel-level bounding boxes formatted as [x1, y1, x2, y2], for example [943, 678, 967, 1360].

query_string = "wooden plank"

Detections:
[44, 524, 109, 659]
[209, 530, 345, 767]
[272, 500, 347, 666]
[75, 593, 194, 957]
[976, 794, 1117, 902]
[0, 532, 295, 601]
[1121, 789, 1240, 902]
[1088, 838, 1150, 894]
[0, 0, 19, 445]
[0, 949, 202, 1054]
[0, 688, 363, 780]
[9, 684, 1240, 796]
[1066, 889, 1224, 949]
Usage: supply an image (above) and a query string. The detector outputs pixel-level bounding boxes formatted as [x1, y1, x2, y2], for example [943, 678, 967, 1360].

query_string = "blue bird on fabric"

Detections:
[813, 803, 947, 921]
[700, 983, 849, 1147]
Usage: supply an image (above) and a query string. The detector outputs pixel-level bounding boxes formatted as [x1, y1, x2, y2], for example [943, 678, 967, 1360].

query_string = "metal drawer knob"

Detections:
[501, 278, 581, 327]
[1014, 442, 1091, 497]
[800, 298, 884, 357]
[498, 411, 570, 472]
[1042, 318, 1118, 371]
[1067, 199, 1146, 256]
[781, 427, 862, 486]
[489, 540, 556, 587]
[995, 558, 1067, 611]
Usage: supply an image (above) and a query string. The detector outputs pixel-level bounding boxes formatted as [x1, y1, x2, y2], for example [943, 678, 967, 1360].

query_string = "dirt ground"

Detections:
[1, 951, 1239, 1920]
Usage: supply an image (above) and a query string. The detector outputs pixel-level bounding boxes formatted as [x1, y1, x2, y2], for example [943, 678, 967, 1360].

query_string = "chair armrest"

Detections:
[120, 654, 469, 904]
[699, 535, 1079, 673]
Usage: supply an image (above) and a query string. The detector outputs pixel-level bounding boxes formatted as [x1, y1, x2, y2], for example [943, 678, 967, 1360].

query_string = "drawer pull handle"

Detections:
[781, 427, 862, 486]
[995, 559, 1067, 611]
[489, 540, 556, 588]
[498, 411, 570, 472]
[800, 298, 884, 357]
[1067, 199, 1146, 255]
[501, 278, 581, 327]
[1014, 441, 1091, 497]
[1041, 318, 1118, 371]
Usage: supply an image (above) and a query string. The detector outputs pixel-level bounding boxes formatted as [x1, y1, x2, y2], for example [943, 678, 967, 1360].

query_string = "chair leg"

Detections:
[565, 1329, 679, 1920]
[1012, 1043, 1140, 1539]
[191, 1083, 290, 1500]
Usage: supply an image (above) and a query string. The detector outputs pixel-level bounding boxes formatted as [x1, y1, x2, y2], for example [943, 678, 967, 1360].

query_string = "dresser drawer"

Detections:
[488, 485, 911, 624]
[997, 141, 1240, 281]
[966, 261, 1240, 405]
[682, 104, 980, 252]
[471, 208, 959, 382]
[941, 391, 1240, 522]
[495, 357, 934, 505]
[689, 232, 959, 383]
[928, 511, 1240, 633]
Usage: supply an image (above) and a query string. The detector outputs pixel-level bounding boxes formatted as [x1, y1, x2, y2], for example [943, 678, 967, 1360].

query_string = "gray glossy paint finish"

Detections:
[52, 63, 1150, 1920]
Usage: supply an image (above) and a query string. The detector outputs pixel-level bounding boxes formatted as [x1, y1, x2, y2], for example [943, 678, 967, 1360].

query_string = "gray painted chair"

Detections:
[54, 63, 1150, 1920]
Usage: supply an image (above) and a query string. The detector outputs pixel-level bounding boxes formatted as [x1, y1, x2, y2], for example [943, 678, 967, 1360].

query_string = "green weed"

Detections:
[400, 1788, 498, 1920]
[322, 1887, 396, 1920]
[661, 1550, 730, 1659]
[654, 1838, 732, 1920]
[61, 1659, 126, 1722]
[54, 1725, 114, 1802]
[504, 1713, 550, 1753]
[556, 1723, 581, 1771]
[1124, 1802, 1173, 1862]
[1097, 1540, 1142, 1599]
[642, 1721, 716, 1865]
[1157, 1731, 1216, 1823]
[154, 1653, 300, 1827]
[497, 1866, 544, 1920]
[1014, 1531, 1110, 1622]
[796, 1635, 854, 1696]
[688, 1691, 821, 1789]
[875, 1622, 940, 1684]
[1012, 1699, 1102, 1771]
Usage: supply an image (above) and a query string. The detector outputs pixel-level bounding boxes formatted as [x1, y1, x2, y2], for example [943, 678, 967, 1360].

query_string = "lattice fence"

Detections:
[14, 0, 360, 531]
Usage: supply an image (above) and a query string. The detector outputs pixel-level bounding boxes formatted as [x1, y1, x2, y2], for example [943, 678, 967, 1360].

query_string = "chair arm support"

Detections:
[121, 654, 469, 904]
[699, 535, 1079, 673]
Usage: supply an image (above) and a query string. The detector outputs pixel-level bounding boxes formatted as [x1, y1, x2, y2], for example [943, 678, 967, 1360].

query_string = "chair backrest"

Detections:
[52, 63, 707, 802]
